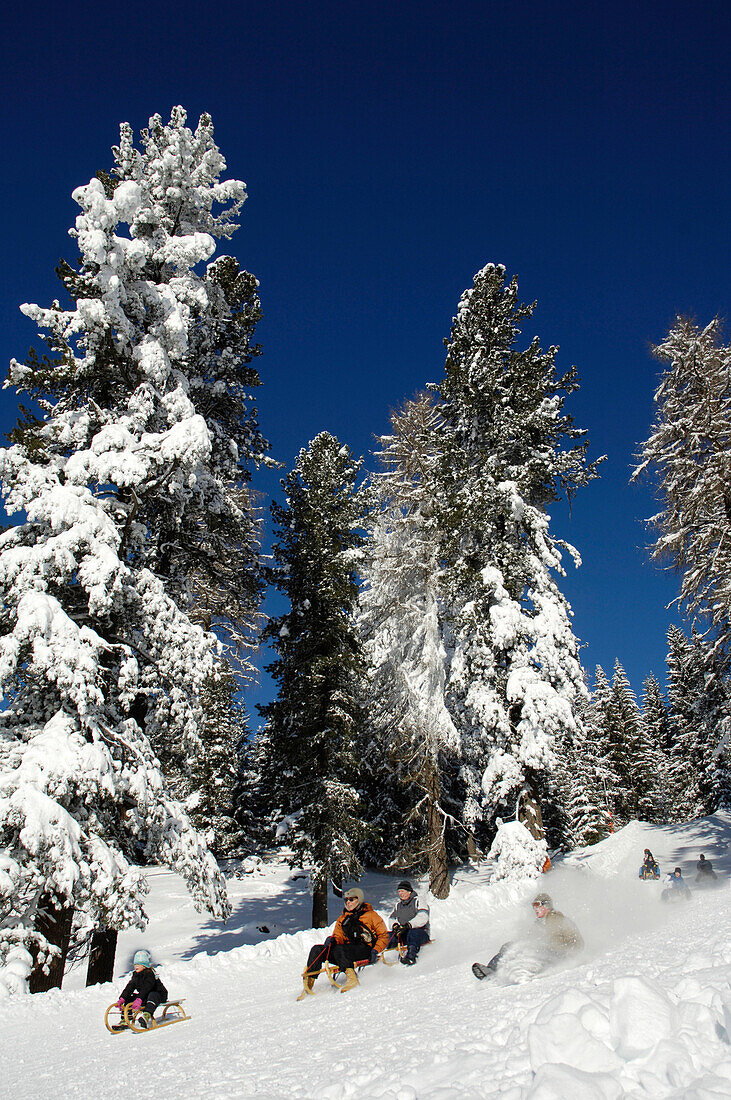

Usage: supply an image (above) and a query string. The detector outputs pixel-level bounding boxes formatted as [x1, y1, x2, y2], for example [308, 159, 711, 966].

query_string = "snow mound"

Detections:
[562, 819, 653, 878]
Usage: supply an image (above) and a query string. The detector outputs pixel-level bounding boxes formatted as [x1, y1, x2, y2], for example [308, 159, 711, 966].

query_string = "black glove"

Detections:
[401, 922, 411, 932]
[392, 922, 401, 934]
[369, 949, 379, 964]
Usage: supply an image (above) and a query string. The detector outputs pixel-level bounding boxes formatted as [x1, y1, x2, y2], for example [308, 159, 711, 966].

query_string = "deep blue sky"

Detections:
[2, 1, 729, 716]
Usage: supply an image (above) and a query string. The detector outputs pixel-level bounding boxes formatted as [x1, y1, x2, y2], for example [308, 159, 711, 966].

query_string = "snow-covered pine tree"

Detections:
[232, 728, 273, 858]
[434, 264, 601, 850]
[634, 317, 731, 659]
[553, 683, 612, 847]
[639, 672, 673, 823]
[604, 661, 649, 825]
[259, 434, 369, 927]
[185, 669, 249, 858]
[665, 626, 731, 818]
[0, 108, 267, 992]
[359, 393, 460, 898]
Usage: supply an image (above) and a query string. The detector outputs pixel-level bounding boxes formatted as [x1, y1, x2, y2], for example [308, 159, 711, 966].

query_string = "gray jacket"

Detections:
[389, 893, 430, 935]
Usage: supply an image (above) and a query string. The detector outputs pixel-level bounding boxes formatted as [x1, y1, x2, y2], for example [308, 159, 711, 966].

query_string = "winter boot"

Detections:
[296, 972, 317, 1001]
[472, 962, 493, 981]
[340, 967, 360, 993]
[400, 952, 417, 966]
[137, 1011, 153, 1029]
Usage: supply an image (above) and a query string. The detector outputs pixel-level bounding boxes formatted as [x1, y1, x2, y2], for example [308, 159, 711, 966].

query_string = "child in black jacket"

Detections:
[116, 950, 168, 1027]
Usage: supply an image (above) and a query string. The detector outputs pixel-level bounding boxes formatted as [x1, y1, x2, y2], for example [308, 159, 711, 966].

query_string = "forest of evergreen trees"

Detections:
[1, 109, 729, 992]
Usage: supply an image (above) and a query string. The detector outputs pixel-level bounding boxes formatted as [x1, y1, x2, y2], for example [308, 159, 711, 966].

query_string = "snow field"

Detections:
[2, 815, 731, 1098]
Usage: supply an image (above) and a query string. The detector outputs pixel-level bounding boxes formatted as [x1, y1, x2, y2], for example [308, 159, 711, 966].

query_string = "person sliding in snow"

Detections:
[695, 853, 717, 886]
[661, 866, 691, 902]
[387, 881, 430, 966]
[297, 887, 389, 999]
[472, 892, 583, 982]
[638, 849, 660, 879]
[116, 950, 168, 1028]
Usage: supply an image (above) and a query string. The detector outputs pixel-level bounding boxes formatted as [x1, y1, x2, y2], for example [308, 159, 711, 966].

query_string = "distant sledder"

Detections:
[695, 853, 719, 889]
[638, 849, 660, 880]
[661, 866, 691, 903]
[472, 892, 583, 984]
[105, 949, 190, 1034]
[297, 887, 389, 1000]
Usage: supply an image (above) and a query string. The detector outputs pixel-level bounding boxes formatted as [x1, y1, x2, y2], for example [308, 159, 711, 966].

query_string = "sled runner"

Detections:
[381, 944, 406, 966]
[105, 999, 190, 1034]
[381, 938, 434, 966]
[324, 957, 373, 988]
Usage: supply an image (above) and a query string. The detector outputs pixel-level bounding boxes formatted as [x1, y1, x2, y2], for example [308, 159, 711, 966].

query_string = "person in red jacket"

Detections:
[297, 888, 389, 999]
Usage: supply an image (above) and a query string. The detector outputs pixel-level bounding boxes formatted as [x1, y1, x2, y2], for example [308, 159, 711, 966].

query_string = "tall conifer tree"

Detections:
[359, 394, 459, 897]
[434, 264, 601, 848]
[185, 670, 249, 857]
[666, 627, 731, 818]
[558, 684, 613, 846]
[0, 108, 259, 991]
[260, 434, 368, 926]
[635, 318, 731, 658]
[639, 673, 673, 823]
[606, 661, 648, 824]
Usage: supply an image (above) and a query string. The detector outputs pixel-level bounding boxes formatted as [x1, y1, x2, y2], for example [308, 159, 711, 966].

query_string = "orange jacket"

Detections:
[332, 902, 389, 954]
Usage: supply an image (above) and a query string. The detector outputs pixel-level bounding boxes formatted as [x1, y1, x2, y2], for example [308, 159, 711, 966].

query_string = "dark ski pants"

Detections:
[486, 942, 511, 971]
[388, 926, 430, 959]
[305, 936, 370, 975]
[144, 991, 166, 1017]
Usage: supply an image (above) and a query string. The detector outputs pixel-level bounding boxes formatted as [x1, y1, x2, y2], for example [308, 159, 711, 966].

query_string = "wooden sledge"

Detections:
[105, 999, 190, 1034]
[298, 938, 435, 998]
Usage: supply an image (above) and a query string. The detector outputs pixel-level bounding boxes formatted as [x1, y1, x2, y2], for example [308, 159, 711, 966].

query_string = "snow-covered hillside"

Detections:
[3, 815, 731, 1099]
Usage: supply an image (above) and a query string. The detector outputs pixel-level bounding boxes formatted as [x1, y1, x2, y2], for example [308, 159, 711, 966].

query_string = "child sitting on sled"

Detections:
[116, 949, 168, 1028]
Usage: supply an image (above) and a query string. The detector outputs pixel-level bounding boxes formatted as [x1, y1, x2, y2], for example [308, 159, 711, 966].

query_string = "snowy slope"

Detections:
[2, 815, 731, 1099]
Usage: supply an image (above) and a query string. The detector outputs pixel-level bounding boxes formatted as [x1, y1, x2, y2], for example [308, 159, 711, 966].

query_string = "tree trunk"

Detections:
[311, 877, 329, 928]
[466, 832, 479, 859]
[426, 755, 450, 899]
[517, 772, 545, 841]
[29, 894, 74, 993]
[86, 928, 118, 987]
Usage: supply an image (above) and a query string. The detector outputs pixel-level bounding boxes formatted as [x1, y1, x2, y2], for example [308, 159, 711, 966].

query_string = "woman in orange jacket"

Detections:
[298, 887, 389, 999]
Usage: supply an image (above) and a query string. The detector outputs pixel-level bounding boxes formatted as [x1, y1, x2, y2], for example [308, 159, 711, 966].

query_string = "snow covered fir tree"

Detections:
[665, 626, 731, 818]
[0, 107, 270, 993]
[433, 264, 602, 854]
[359, 393, 459, 897]
[358, 265, 605, 876]
[549, 683, 613, 849]
[259, 433, 370, 926]
[185, 670, 252, 858]
[635, 317, 731, 657]
[634, 316, 731, 816]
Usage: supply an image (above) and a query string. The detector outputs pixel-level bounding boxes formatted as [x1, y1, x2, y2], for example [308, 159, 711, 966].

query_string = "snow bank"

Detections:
[489, 819, 548, 881]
